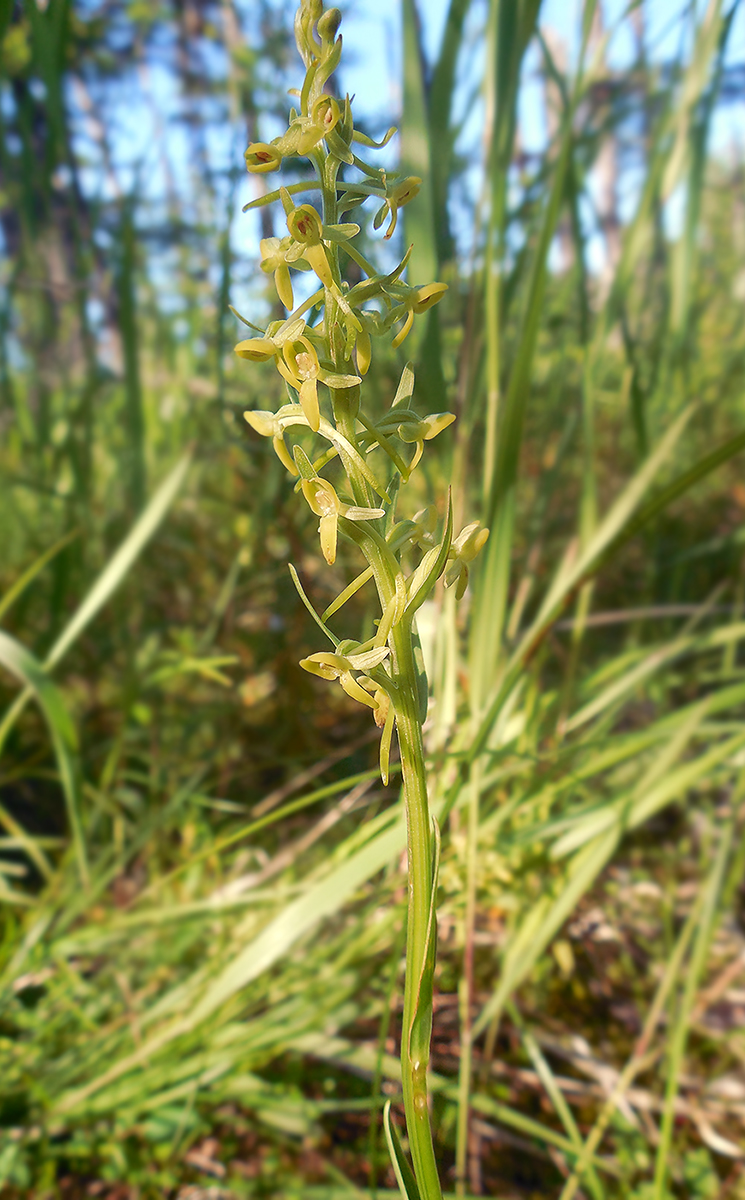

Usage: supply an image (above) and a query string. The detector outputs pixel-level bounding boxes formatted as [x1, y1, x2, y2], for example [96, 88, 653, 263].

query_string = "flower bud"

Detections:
[317, 7, 342, 39]
[421, 412, 456, 440]
[243, 410, 278, 436]
[356, 325, 372, 375]
[452, 521, 489, 562]
[235, 337, 277, 362]
[413, 282, 448, 313]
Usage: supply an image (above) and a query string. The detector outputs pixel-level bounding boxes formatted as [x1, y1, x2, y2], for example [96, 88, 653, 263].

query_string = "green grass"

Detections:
[1, 0, 745, 1196]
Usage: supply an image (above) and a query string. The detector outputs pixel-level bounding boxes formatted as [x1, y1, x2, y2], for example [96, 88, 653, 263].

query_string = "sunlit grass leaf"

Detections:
[0, 453, 191, 756]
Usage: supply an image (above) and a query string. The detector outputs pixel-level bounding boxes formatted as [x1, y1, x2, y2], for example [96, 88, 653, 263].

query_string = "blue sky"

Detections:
[338, 0, 744, 158]
[320, 0, 745, 276]
[75, 1, 744, 320]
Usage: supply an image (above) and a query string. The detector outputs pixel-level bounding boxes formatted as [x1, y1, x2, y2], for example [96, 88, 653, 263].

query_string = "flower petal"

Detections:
[319, 513, 338, 565]
[391, 309, 414, 349]
[299, 378, 320, 432]
[299, 653, 345, 680]
[234, 337, 277, 362]
[272, 434, 298, 475]
[413, 282, 448, 313]
[346, 646, 390, 672]
[243, 410, 278, 436]
[339, 671, 378, 708]
[275, 265, 294, 311]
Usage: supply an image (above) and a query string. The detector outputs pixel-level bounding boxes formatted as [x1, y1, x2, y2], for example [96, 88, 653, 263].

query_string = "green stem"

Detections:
[340, 512, 442, 1197]
[391, 619, 443, 1200]
[317, 127, 441, 1199]
[454, 759, 480, 1194]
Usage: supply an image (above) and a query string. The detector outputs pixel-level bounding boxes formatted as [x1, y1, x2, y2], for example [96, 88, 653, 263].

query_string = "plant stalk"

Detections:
[392, 618, 442, 1200]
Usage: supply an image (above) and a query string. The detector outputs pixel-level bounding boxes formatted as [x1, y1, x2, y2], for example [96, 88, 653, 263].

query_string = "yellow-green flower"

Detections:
[397, 412, 456, 473]
[274, 96, 342, 158]
[301, 476, 342, 564]
[287, 203, 335, 289]
[259, 236, 309, 310]
[300, 645, 390, 708]
[391, 282, 448, 348]
[299, 95, 341, 153]
[300, 474, 383, 563]
[278, 336, 322, 431]
[373, 176, 421, 240]
[444, 521, 490, 599]
[276, 336, 362, 434]
[245, 141, 283, 173]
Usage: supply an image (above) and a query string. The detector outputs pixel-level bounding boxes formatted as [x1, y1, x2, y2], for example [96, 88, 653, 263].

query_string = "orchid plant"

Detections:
[236, 4, 487, 1195]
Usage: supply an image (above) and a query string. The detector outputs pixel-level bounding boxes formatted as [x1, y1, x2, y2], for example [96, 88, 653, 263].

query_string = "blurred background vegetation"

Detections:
[1, 0, 745, 1197]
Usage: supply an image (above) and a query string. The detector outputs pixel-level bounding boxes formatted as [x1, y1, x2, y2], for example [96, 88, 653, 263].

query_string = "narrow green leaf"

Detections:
[407, 818, 440, 1067]
[0, 453, 191, 757]
[400, 0, 436, 286]
[0, 631, 88, 886]
[289, 564, 340, 646]
[0, 528, 79, 624]
[383, 1100, 421, 1200]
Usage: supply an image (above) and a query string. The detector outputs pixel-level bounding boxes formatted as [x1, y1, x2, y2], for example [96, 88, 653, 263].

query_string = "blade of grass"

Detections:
[652, 814, 734, 1200]
[471, 1, 596, 707]
[0, 630, 88, 886]
[117, 195, 146, 512]
[400, 0, 446, 409]
[0, 452, 191, 757]
[559, 881, 706, 1200]
[507, 1001, 604, 1200]
[0, 528, 79, 624]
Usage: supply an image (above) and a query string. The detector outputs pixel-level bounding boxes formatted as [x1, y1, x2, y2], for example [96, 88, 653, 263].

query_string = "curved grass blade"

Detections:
[0, 528, 79, 624]
[384, 1100, 421, 1200]
[0, 630, 88, 886]
[0, 452, 191, 756]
